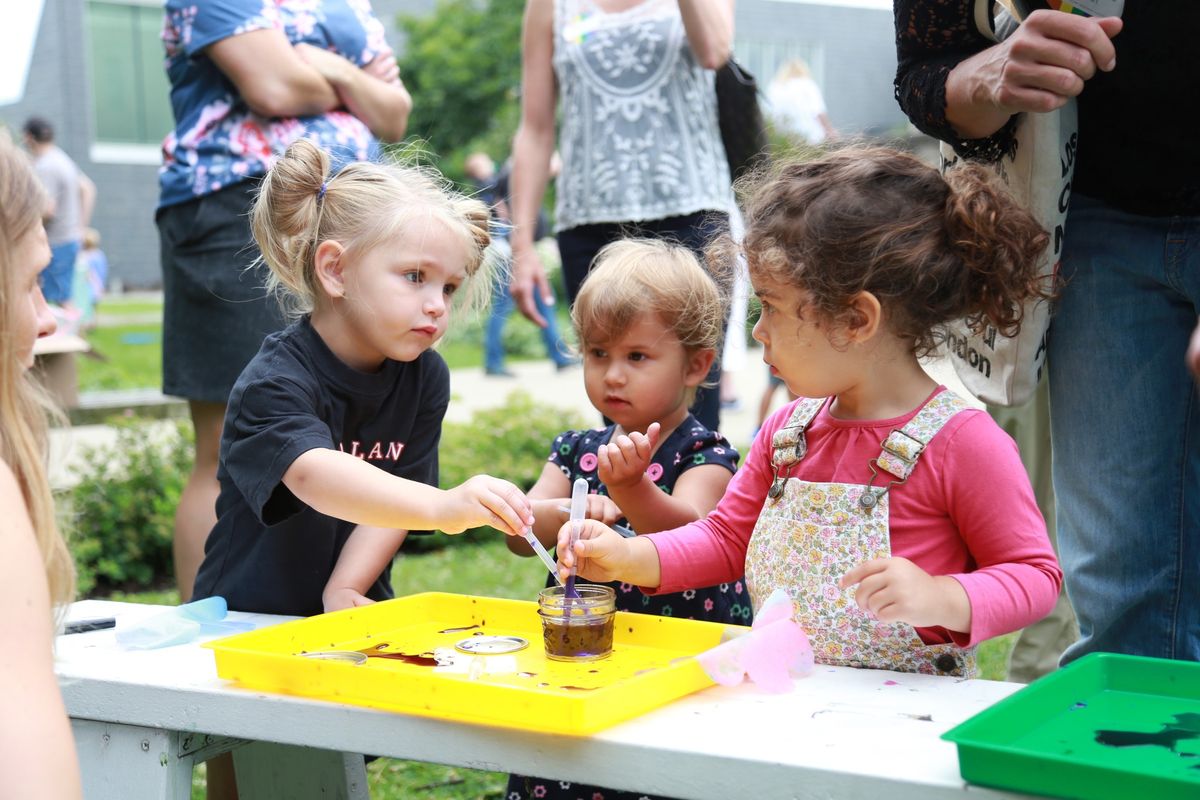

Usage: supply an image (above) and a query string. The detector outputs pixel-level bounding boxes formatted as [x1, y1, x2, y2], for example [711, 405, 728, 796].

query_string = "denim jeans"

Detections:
[42, 240, 80, 304]
[1049, 193, 1200, 664]
[485, 241, 572, 372]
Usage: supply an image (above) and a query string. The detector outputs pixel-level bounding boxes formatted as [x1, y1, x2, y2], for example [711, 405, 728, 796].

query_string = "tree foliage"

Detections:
[397, 0, 525, 181]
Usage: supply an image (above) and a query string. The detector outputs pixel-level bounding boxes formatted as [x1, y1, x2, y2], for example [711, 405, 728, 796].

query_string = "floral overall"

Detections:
[745, 392, 979, 677]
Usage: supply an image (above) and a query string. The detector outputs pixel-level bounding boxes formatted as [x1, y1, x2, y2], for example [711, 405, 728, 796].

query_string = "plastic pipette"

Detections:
[564, 478, 588, 599]
[521, 528, 565, 587]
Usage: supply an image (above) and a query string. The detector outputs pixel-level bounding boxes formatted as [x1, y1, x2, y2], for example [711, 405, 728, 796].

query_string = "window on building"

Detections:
[86, 0, 173, 146]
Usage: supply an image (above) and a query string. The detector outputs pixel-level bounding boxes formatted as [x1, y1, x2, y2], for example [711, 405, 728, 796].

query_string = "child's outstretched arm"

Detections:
[599, 423, 732, 533]
[284, 449, 533, 535]
[322, 526, 408, 612]
[555, 519, 663, 587]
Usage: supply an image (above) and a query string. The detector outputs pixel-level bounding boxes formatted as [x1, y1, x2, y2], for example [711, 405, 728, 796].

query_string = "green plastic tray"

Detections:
[942, 653, 1200, 799]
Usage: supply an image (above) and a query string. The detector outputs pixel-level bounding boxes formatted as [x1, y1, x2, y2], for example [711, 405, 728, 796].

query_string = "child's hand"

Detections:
[555, 519, 632, 583]
[440, 475, 534, 536]
[598, 422, 660, 490]
[839, 557, 971, 631]
[322, 587, 375, 613]
[585, 494, 624, 526]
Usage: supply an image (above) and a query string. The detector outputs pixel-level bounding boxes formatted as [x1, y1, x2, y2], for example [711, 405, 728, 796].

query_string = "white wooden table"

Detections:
[57, 600, 1037, 800]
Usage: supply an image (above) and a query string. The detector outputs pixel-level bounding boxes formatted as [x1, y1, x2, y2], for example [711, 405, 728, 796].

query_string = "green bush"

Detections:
[66, 418, 193, 596]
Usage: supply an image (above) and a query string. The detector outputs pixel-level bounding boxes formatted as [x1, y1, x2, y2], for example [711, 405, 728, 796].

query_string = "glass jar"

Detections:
[537, 584, 617, 661]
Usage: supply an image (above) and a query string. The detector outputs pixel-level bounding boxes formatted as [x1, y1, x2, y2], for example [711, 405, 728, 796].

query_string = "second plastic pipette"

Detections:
[563, 477, 588, 599]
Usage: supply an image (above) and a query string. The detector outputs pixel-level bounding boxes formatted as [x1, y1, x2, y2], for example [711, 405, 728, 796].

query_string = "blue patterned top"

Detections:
[159, 0, 388, 208]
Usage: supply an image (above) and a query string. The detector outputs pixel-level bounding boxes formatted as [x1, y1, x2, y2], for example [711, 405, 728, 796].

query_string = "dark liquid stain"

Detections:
[472, 631, 485, 636]
[559, 685, 599, 692]
[517, 672, 537, 678]
[356, 643, 439, 666]
[588, 669, 599, 674]
[542, 616, 614, 660]
[1095, 713, 1200, 754]
[437, 624, 480, 634]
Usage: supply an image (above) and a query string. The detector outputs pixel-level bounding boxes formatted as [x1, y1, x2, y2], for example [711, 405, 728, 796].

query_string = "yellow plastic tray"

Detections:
[205, 592, 741, 735]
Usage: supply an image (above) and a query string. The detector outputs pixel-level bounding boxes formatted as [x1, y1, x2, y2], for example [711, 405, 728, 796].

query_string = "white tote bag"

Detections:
[938, 2, 1076, 407]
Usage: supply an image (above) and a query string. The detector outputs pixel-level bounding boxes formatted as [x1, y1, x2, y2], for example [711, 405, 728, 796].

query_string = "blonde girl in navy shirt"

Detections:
[193, 139, 533, 617]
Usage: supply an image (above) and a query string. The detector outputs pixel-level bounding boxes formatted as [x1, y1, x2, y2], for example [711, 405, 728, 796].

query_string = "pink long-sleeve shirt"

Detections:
[647, 389, 1062, 647]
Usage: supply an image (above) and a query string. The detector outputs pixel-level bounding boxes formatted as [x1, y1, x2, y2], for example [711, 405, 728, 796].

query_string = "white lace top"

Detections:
[552, 0, 732, 231]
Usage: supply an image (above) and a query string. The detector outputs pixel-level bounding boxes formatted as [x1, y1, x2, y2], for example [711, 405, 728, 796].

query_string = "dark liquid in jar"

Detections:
[542, 615, 614, 660]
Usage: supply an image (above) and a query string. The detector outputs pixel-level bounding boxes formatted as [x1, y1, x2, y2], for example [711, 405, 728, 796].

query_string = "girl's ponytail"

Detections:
[942, 163, 1052, 337]
[251, 138, 331, 314]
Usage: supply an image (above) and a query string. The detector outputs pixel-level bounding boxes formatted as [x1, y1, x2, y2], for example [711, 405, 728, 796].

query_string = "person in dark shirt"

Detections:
[192, 139, 534, 617]
[894, 3, 1200, 664]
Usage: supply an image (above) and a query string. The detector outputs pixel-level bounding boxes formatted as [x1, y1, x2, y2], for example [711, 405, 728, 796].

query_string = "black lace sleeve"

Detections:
[894, 0, 1019, 162]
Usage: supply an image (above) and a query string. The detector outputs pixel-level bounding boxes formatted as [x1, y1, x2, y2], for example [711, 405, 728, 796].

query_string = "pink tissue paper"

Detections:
[696, 588, 814, 693]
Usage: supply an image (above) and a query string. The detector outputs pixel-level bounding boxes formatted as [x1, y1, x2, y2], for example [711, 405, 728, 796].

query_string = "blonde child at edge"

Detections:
[557, 147, 1063, 678]
[0, 135, 83, 798]
[505, 238, 749, 800]
[191, 139, 533, 618]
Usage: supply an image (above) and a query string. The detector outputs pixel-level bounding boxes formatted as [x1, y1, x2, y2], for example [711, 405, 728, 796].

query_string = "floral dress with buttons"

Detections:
[506, 415, 749, 800]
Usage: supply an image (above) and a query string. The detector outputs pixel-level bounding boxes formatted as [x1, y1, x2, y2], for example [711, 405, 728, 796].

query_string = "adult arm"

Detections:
[77, 172, 96, 230]
[207, 28, 341, 118]
[294, 44, 412, 143]
[0, 463, 82, 800]
[677, 0, 735, 69]
[323, 525, 409, 611]
[510, 0, 557, 327]
[894, 2, 1119, 154]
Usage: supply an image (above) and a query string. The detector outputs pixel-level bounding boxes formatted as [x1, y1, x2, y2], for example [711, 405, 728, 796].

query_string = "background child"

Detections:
[558, 147, 1063, 678]
[505, 238, 749, 800]
[192, 139, 534, 618]
[0, 135, 82, 798]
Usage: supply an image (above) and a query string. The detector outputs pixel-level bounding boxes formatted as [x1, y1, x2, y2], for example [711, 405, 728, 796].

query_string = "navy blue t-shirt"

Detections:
[193, 317, 448, 616]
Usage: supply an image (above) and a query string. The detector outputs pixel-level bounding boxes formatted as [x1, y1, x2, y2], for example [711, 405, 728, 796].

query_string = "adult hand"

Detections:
[1188, 317, 1200, 381]
[362, 48, 402, 87]
[555, 519, 632, 583]
[322, 587, 375, 613]
[439, 475, 535, 536]
[598, 422, 660, 491]
[839, 556, 969, 631]
[945, 10, 1121, 139]
[977, 11, 1121, 114]
[511, 243, 552, 328]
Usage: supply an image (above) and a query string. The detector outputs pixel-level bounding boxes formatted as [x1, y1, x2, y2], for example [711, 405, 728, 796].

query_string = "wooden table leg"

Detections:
[232, 741, 369, 799]
[73, 719, 197, 800]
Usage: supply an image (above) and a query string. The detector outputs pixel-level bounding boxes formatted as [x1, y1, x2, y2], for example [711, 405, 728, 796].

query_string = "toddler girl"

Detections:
[505, 238, 749, 800]
[558, 147, 1063, 678]
[192, 139, 533, 617]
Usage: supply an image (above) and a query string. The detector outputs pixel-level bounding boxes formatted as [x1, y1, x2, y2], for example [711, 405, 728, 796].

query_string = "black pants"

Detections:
[556, 211, 730, 431]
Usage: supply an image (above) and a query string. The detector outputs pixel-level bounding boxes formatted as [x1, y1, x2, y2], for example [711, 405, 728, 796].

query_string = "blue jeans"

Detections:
[42, 240, 80, 304]
[1049, 194, 1200, 664]
[485, 248, 572, 372]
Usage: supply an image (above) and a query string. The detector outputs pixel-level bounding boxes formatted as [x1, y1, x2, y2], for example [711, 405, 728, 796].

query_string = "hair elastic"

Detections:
[317, 181, 328, 202]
